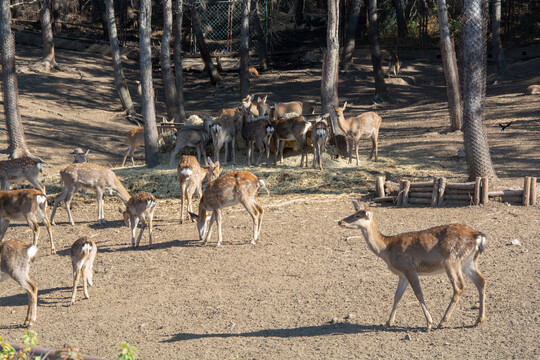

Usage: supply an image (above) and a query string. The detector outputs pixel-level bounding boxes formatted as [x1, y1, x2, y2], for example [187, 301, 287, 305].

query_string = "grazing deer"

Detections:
[0, 157, 46, 195]
[241, 105, 274, 166]
[70, 236, 97, 305]
[178, 156, 222, 224]
[211, 113, 238, 165]
[122, 118, 173, 167]
[385, 51, 401, 78]
[50, 163, 131, 226]
[339, 202, 487, 331]
[0, 240, 38, 326]
[72, 148, 90, 164]
[311, 120, 328, 170]
[188, 171, 269, 247]
[118, 192, 157, 248]
[333, 102, 382, 165]
[525, 85, 540, 95]
[0, 189, 55, 254]
[169, 115, 213, 167]
[269, 105, 312, 167]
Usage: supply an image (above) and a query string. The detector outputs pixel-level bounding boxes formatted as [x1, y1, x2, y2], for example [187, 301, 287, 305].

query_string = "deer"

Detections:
[211, 112, 238, 165]
[0, 189, 55, 254]
[72, 148, 90, 164]
[525, 85, 540, 95]
[332, 102, 382, 165]
[248, 65, 259, 77]
[70, 236, 97, 305]
[241, 104, 274, 166]
[169, 115, 213, 167]
[0, 240, 38, 326]
[177, 156, 222, 224]
[0, 157, 46, 195]
[122, 118, 173, 167]
[269, 105, 312, 167]
[338, 201, 487, 331]
[118, 192, 157, 248]
[255, 95, 270, 117]
[50, 163, 131, 226]
[240, 94, 264, 117]
[385, 51, 401, 78]
[188, 171, 269, 247]
[311, 120, 328, 170]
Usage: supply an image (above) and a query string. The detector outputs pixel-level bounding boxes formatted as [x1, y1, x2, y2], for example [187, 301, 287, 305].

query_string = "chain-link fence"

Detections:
[193, 0, 267, 54]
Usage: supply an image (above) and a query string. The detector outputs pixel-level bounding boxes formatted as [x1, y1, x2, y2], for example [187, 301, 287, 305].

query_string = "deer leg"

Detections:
[169, 142, 184, 167]
[0, 174, 9, 191]
[201, 144, 208, 166]
[0, 218, 10, 241]
[50, 186, 70, 225]
[232, 138, 236, 164]
[355, 141, 360, 166]
[87, 249, 96, 287]
[247, 142, 253, 166]
[37, 202, 55, 254]
[279, 141, 285, 164]
[147, 208, 155, 248]
[347, 138, 353, 164]
[122, 145, 132, 167]
[81, 263, 90, 299]
[20, 277, 38, 326]
[438, 265, 465, 329]
[135, 220, 146, 248]
[180, 182, 187, 224]
[70, 264, 81, 305]
[385, 276, 409, 329]
[28, 177, 46, 196]
[373, 132, 379, 161]
[64, 187, 77, 226]
[130, 216, 140, 247]
[187, 185, 197, 223]
[214, 141, 223, 165]
[215, 208, 223, 247]
[130, 144, 140, 166]
[26, 217, 40, 247]
[202, 212, 216, 246]
[405, 271, 434, 331]
[464, 256, 486, 326]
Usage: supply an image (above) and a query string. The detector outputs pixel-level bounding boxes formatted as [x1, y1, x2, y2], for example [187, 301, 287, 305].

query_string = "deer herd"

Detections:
[0, 94, 489, 333]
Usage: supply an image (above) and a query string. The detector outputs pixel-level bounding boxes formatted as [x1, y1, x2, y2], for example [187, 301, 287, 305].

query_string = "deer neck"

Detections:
[361, 220, 389, 258]
[114, 180, 131, 203]
[336, 113, 349, 133]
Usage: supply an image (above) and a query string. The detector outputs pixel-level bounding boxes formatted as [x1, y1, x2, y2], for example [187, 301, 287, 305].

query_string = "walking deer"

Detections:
[119, 192, 157, 248]
[0, 240, 38, 326]
[188, 171, 269, 247]
[332, 102, 382, 165]
[211, 113, 238, 165]
[0, 189, 55, 254]
[311, 120, 328, 170]
[169, 115, 213, 167]
[50, 163, 131, 226]
[269, 105, 312, 167]
[338, 202, 487, 331]
[70, 237, 97, 305]
[241, 105, 274, 166]
[177, 156, 221, 224]
[0, 157, 46, 195]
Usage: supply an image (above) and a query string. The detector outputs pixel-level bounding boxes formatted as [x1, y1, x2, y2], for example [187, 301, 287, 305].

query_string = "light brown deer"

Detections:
[311, 120, 328, 170]
[0, 240, 38, 326]
[122, 118, 173, 167]
[269, 105, 312, 167]
[70, 236, 97, 305]
[338, 202, 487, 331]
[178, 156, 221, 224]
[0, 157, 46, 195]
[211, 113, 238, 165]
[188, 171, 269, 247]
[50, 163, 131, 226]
[169, 115, 213, 167]
[255, 95, 270, 117]
[525, 85, 540, 95]
[385, 51, 401, 78]
[333, 102, 382, 165]
[240, 105, 274, 166]
[275, 101, 303, 116]
[72, 148, 90, 164]
[0, 189, 55, 254]
[119, 192, 157, 248]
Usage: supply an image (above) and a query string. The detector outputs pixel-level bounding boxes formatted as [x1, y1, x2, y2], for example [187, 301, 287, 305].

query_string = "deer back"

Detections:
[125, 192, 157, 217]
[276, 101, 303, 117]
[0, 240, 37, 279]
[0, 157, 43, 181]
[0, 189, 45, 221]
[126, 127, 145, 144]
[200, 171, 261, 210]
[71, 236, 97, 262]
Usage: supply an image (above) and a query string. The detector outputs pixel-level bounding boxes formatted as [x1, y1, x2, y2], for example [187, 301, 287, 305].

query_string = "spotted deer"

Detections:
[311, 120, 328, 170]
[269, 105, 312, 167]
[0, 157, 46, 195]
[70, 236, 97, 305]
[119, 192, 157, 248]
[178, 156, 222, 224]
[169, 115, 213, 167]
[50, 163, 131, 226]
[188, 171, 269, 247]
[338, 202, 487, 331]
[0, 189, 55, 254]
[0, 240, 38, 326]
[332, 102, 382, 165]
[241, 105, 274, 166]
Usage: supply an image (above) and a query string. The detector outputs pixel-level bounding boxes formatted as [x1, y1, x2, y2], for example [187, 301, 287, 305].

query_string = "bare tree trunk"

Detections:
[368, 0, 387, 100]
[140, 0, 160, 168]
[341, 0, 361, 70]
[0, 0, 30, 158]
[173, 0, 187, 122]
[191, 2, 221, 86]
[105, 0, 136, 117]
[251, 0, 268, 71]
[52, 0, 61, 34]
[491, 0, 507, 78]
[37, 0, 59, 71]
[294, 0, 304, 26]
[93, 0, 109, 40]
[240, 0, 250, 98]
[436, 0, 462, 131]
[461, 0, 496, 180]
[393, 0, 407, 38]
[162, 0, 180, 121]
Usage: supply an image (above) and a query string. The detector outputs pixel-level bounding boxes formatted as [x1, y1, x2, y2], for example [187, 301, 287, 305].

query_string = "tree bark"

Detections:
[491, 0, 507, 77]
[93, 0, 109, 40]
[240, 0, 250, 98]
[173, 0, 187, 122]
[368, 0, 387, 100]
[294, 0, 304, 26]
[139, 0, 160, 168]
[341, 0, 361, 70]
[105, 0, 136, 117]
[436, 0, 462, 130]
[393, 0, 407, 38]
[52, 0, 61, 34]
[0, 0, 30, 158]
[251, 0, 268, 71]
[191, 2, 221, 86]
[162, 0, 180, 121]
[38, 0, 58, 71]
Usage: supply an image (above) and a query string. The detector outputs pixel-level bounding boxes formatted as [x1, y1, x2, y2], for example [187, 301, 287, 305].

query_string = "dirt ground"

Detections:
[0, 44, 539, 359]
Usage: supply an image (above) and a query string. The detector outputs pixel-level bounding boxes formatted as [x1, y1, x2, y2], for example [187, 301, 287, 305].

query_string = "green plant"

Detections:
[0, 336, 17, 360]
[0, 331, 41, 360]
[118, 343, 138, 360]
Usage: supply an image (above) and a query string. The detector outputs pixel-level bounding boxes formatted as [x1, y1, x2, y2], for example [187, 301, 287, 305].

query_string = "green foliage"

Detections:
[118, 343, 138, 360]
[0, 337, 17, 360]
[0, 331, 40, 360]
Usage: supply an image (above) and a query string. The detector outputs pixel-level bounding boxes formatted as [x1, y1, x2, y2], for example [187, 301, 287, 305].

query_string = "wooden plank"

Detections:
[445, 194, 473, 201]
[437, 177, 446, 205]
[409, 192, 433, 199]
[430, 178, 439, 207]
[481, 177, 489, 204]
[445, 183, 476, 191]
[408, 197, 432, 205]
[376, 176, 385, 198]
[402, 180, 411, 206]
[488, 190, 524, 197]
[374, 196, 396, 203]
[523, 177, 531, 206]
[530, 177, 537, 205]
[474, 177, 481, 205]
[410, 182, 435, 188]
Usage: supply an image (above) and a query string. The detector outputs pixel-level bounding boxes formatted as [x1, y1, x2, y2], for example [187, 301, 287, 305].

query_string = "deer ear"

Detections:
[263, 95, 267, 103]
[343, 101, 347, 111]
[188, 211, 199, 221]
[352, 201, 362, 211]
[207, 157, 214, 166]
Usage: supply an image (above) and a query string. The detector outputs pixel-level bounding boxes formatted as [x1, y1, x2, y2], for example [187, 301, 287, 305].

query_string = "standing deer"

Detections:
[269, 105, 312, 167]
[72, 148, 90, 164]
[338, 202, 487, 331]
[385, 51, 401, 78]
[211, 113, 238, 165]
[70, 236, 97, 305]
[255, 95, 270, 117]
[333, 102, 382, 165]
[0, 157, 46, 195]
[0, 240, 38, 326]
[122, 118, 173, 167]
[311, 120, 328, 170]
[119, 192, 157, 248]
[169, 115, 213, 167]
[188, 171, 269, 247]
[241, 104, 274, 166]
[178, 156, 222, 224]
[0, 189, 55, 254]
[50, 163, 131, 226]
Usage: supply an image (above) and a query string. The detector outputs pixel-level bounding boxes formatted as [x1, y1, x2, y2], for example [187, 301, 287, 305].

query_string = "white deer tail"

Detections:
[302, 122, 312, 135]
[27, 245, 38, 260]
[258, 179, 270, 195]
[180, 168, 193, 177]
[476, 234, 487, 253]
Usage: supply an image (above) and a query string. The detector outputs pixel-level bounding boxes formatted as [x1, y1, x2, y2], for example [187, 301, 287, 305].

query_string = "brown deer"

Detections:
[385, 51, 401, 78]
[338, 202, 487, 331]
[122, 118, 173, 167]
[0, 189, 55, 254]
[0, 157, 46, 195]
[72, 148, 90, 164]
[169, 115, 213, 167]
[311, 120, 328, 170]
[211, 113, 238, 165]
[50, 163, 131, 226]
[119, 192, 157, 248]
[70, 236, 97, 305]
[275, 101, 303, 116]
[525, 85, 540, 95]
[240, 105, 274, 166]
[332, 102, 382, 165]
[188, 171, 269, 247]
[0, 240, 38, 326]
[269, 105, 312, 167]
[248, 66, 259, 77]
[177, 156, 222, 224]
[255, 95, 270, 117]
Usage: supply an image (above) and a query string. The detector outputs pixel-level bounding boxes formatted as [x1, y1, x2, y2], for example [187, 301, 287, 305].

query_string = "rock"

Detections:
[404, 334, 412, 341]
[511, 239, 521, 246]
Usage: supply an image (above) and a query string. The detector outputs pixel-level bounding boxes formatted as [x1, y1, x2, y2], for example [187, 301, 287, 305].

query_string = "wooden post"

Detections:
[402, 180, 411, 206]
[376, 176, 385, 198]
[437, 177, 446, 205]
[396, 180, 405, 206]
[481, 177, 489, 204]
[474, 177, 481, 205]
[523, 177, 531, 206]
[530, 177, 537, 206]
[430, 178, 439, 207]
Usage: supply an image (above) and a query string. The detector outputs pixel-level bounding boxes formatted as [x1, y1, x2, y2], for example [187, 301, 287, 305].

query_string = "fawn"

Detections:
[70, 236, 97, 305]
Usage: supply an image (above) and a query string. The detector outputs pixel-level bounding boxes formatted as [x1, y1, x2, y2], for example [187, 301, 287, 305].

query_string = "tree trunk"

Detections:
[240, 0, 250, 98]
[52, 0, 61, 34]
[38, 0, 58, 71]
[393, 0, 407, 38]
[436, 0, 462, 130]
[173, 0, 187, 122]
[93, 0, 109, 40]
[461, 0, 496, 180]
[0, 0, 30, 158]
[139, 0, 160, 168]
[341, 0, 361, 70]
[105, 0, 136, 117]
[491, 0, 507, 77]
[294, 0, 304, 26]
[368, 0, 387, 100]
[191, 2, 221, 86]
[162, 0, 180, 121]
[251, 0, 268, 71]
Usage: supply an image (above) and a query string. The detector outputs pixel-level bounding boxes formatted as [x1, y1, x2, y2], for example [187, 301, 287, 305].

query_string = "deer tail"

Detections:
[258, 179, 270, 196]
